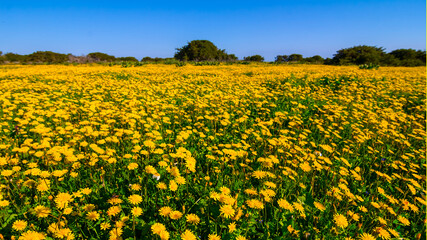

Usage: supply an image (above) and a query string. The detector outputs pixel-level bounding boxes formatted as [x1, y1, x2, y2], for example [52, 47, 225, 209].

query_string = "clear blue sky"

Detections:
[1, 0, 425, 61]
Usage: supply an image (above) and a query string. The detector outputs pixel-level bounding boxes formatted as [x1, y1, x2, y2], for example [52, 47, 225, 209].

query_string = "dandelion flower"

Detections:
[54, 192, 73, 209]
[159, 230, 170, 240]
[334, 213, 348, 228]
[377, 227, 391, 240]
[220, 204, 235, 218]
[107, 206, 121, 217]
[18, 230, 46, 240]
[100, 222, 111, 230]
[169, 210, 183, 220]
[397, 215, 410, 226]
[186, 213, 200, 225]
[313, 201, 326, 211]
[277, 199, 294, 212]
[358, 233, 376, 240]
[128, 194, 143, 205]
[32, 206, 51, 218]
[86, 211, 100, 221]
[208, 234, 221, 240]
[131, 207, 143, 217]
[228, 222, 237, 233]
[151, 223, 166, 235]
[181, 230, 197, 240]
[12, 220, 27, 231]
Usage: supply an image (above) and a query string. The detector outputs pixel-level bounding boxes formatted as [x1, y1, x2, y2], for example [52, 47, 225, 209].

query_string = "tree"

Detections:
[117, 56, 138, 62]
[26, 51, 68, 64]
[287, 54, 303, 62]
[87, 52, 116, 62]
[331, 45, 386, 65]
[174, 40, 236, 61]
[243, 55, 264, 62]
[304, 55, 324, 64]
[275, 55, 288, 63]
[4, 53, 26, 63]
[389, 49, 425, 66]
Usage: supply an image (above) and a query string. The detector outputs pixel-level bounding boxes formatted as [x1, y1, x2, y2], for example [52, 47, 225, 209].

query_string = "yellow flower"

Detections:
[313, 201, 326, 211]
[208, 234, 221, 240]
[86, 211, 100, 221]
[277, 199, 294, 212]
[0, 200, 10, 207]
[169, 180, 178, 191]
[377, 227, 391, 240]
[159, 230, 170, 240]
[130, 184, 142, 191]
[32, 206, 51, 218]
[228, 222, 236, 233]
[54, 192, 73, 209]
[186, 213, 200, 225]
[169, 210, 183, 220]
[246, 199, 264, 209]
[80, 187, 92, 195]
[12, 220, 27, 231]
[83, 204, 96, 212]
[181, 230, 197, 240]
[220, 204, 235, 218]
[100, 222, 111, 230]
[151, 223, 166, 235]
[358, 233, 376, 240]
[63, 207, 73, 215]
[334, 213, 348, 228]
[127, 162, 138, 170]
[107, 206, 121, 216]
[397, 215, 410, 226]
[236, 236, 247, 240]
[131, 207, 143, 217]
[159, 206, 172, 217]
[128, 194, 143, 205]
[18, 230, 46, 240]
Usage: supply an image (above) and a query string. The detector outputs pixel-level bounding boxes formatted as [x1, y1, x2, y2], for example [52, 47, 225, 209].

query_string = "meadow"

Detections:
[0, 64, 425, 240]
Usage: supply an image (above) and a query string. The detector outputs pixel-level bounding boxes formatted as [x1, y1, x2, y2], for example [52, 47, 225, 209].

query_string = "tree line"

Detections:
[1, 41, 425, 66]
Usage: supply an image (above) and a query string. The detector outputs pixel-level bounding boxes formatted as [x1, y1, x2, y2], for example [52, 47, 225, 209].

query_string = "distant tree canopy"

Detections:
[3, 53, 26, 62]
[174, 40, 237, 61]
[331, 45, 387, 65]
[275, 54, 324, 64]
[26, 51, 69, 63]
[0, 44, 425, 66]
[87, 52, 116, 62]
[116, 56, 139, 62]
[329, 45, 426, 66]
[389, 49, 426, 66]
[304, 55, 324, 64]
[244, 55, 264, 62]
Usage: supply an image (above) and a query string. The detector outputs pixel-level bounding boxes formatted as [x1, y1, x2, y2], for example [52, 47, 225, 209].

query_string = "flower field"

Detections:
[0, 64, 425, 240]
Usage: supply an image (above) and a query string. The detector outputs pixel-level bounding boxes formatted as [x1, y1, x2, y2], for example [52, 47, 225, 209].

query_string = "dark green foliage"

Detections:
[26, 51, 68, 64]
[87, 52, 116, 62]
[331, 45, 387, 65]
[117, 56, 139, 62]
[275, 55, 288, 63]
[389, 49, 426, 66]
[330, 46, 425, 66]
[244, 55, 264, 62]
[304, 55, 324, 64]
[174, 40, 237, 61]
[287, 54, 303, 62]
[141, 57, 164, 63]
[3, 53, 26, 63]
